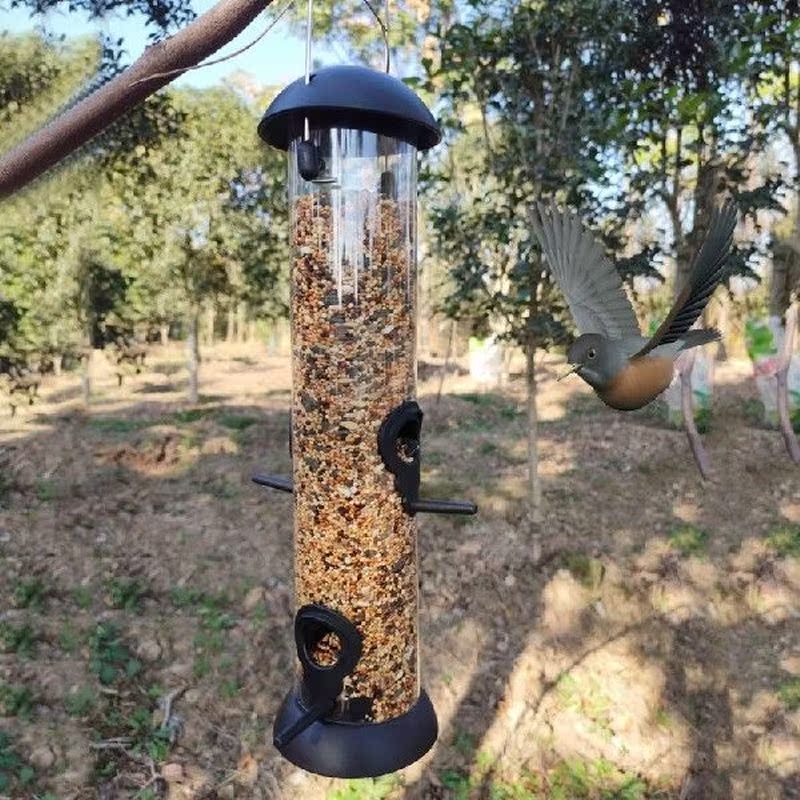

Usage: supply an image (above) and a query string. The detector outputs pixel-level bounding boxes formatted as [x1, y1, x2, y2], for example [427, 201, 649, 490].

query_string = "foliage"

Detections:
[0, 731, 34, 793]
[0, 31, 288, 388]
[0, 620, 37, 658]
[668, 525, 709, 557]
[327, 775, 402, 800]
[766, 524, 800, 557]
[435, 757, 655, 800]
[0, 683, 35, 718]
[105, 577, 147, 612]
[609, 2, 777, 286]
[9, 0, 195, 34]
[89, 622, 142, 685]
[778, 677, 800, 711]
[64, 685, 98, 718]
[424, 0, 635, 351]
[13, 577, 48, 609]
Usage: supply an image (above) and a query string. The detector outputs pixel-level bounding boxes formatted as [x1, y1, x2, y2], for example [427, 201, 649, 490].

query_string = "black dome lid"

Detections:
[258, 65, 441, 152]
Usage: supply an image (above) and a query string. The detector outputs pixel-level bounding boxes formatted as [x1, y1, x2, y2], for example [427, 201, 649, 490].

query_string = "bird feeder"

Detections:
[256, 65, 477, 778]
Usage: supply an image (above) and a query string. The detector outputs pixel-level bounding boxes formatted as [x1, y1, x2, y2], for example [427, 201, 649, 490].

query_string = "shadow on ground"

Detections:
[0, 351, 798, 799]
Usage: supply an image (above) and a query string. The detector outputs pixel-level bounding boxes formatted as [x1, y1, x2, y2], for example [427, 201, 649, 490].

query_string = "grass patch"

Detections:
[105, 577, 147, 612]
[778, 677, 800, 711]
[13, 577, 48, 610]
[766, 525, 800, 558]
[125, 705, 172, 762]
[35, 478, 59, 502]
[205, 477, 240, 499]
[668, 525, 709, 557]
[545, 759, 650, 799]
[558, 552, 605, 589]
[88, 417, 154, 434]
[453, 392, 520, 430]
[216, 413, 259, 431]
[90, 693, 175, 785]
[170, 585, 206, 608]
[173, 408, 215, 425]
[436, 757, 653, 800]
[0, 683, 34, 718]
[694, 406, 711, 434]
[72, 585, 93, 609]
[194, 598, 236, 655]
[556, 674, 614, 739]
[452, 729, 477, 758]
[59, 622, 82, 654]
[0, 473, 12, 507]
[89, 623, 141, 685]
[0, 731, 35, 794]
[327, 775, 402, 800]
[171, 590, 237, 679]
[0, 621, 37, 658]
[220, 676, 241, 699]
[64, 685, 97, 718]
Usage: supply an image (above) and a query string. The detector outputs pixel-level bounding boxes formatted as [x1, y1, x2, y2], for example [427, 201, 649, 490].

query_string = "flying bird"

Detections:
[530, 201, 737, 411]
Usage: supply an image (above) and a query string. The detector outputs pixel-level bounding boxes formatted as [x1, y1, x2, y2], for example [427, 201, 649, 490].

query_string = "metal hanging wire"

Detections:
[130, 0, 297, 87]
[303, 0, 313, 140]
[361, 0, 390, 73]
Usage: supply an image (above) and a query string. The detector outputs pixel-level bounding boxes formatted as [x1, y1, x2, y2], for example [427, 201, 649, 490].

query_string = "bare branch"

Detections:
[0, 0, 272, 199]
[776, 303, 800, 464]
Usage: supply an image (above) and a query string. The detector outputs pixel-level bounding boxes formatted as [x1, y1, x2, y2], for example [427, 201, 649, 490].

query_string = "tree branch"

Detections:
[0, 0, 272, 199]
[776, 302, 800, 464]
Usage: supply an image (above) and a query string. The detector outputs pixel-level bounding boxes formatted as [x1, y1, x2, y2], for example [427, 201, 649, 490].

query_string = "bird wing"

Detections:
[634, 200, 737, 358]
[530, 203, 641, 339]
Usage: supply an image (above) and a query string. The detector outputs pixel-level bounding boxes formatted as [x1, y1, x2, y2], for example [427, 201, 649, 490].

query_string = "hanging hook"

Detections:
[361, 0, 390, 74]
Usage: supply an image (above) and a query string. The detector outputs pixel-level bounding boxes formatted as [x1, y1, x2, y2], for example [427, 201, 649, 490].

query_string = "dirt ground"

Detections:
[1, 342, 799, 800]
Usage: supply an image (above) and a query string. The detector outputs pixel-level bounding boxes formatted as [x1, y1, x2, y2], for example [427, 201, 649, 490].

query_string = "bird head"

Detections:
[561, 333, 625, 390]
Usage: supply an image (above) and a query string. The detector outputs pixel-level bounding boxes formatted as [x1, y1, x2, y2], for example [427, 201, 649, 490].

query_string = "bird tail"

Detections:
[679, 328, 721, 350]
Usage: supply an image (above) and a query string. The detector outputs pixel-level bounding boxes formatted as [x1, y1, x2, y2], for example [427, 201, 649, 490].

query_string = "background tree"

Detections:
[745, 1, 800, 315]
[82, 82, 286, 400]
[424, 0, 645, 558]
[1, 30, 287, 404]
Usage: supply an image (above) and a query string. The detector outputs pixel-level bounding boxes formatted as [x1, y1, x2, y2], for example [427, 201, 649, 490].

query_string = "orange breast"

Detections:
[597, 357, 674, 411]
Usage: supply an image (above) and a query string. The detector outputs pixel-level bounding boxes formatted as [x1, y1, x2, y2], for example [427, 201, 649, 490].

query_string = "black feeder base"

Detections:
[273, 688, 438, 778]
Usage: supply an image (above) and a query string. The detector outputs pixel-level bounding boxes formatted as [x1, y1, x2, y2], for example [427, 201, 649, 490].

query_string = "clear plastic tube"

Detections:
[288, 129, 420, 722]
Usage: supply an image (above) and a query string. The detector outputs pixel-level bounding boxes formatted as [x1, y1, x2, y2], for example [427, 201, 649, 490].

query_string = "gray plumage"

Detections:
[635, 200, 737, 357]
[530, 204, 640, 340]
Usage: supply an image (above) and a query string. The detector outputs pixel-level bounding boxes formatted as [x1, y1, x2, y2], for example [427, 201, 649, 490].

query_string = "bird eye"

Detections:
[587, 348, 597, 359]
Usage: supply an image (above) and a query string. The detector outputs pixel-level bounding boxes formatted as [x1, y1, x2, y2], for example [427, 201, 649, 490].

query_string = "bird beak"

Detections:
[557, 364, 580, 381]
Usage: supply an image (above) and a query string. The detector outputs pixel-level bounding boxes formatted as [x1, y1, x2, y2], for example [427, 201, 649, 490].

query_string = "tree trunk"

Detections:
[267, 321, 278, 355]
[226, 307, 236, 343]
[679, 352, 711, 479]
[499, 344, 515, 389]
[0, 0, 274, 198]
[204, 306, 216, 346]
[777, 303, 800, 464]
[53, 354, 63, 377]
[526, 343, 542, 563]
[160, 324, 170, 346]
[81, 350, 92, 407]
[435, 318, 457, 406]
[714, 288, 729, 359]
[187, 312, 200, 404]
[236, 302, 247, 343]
